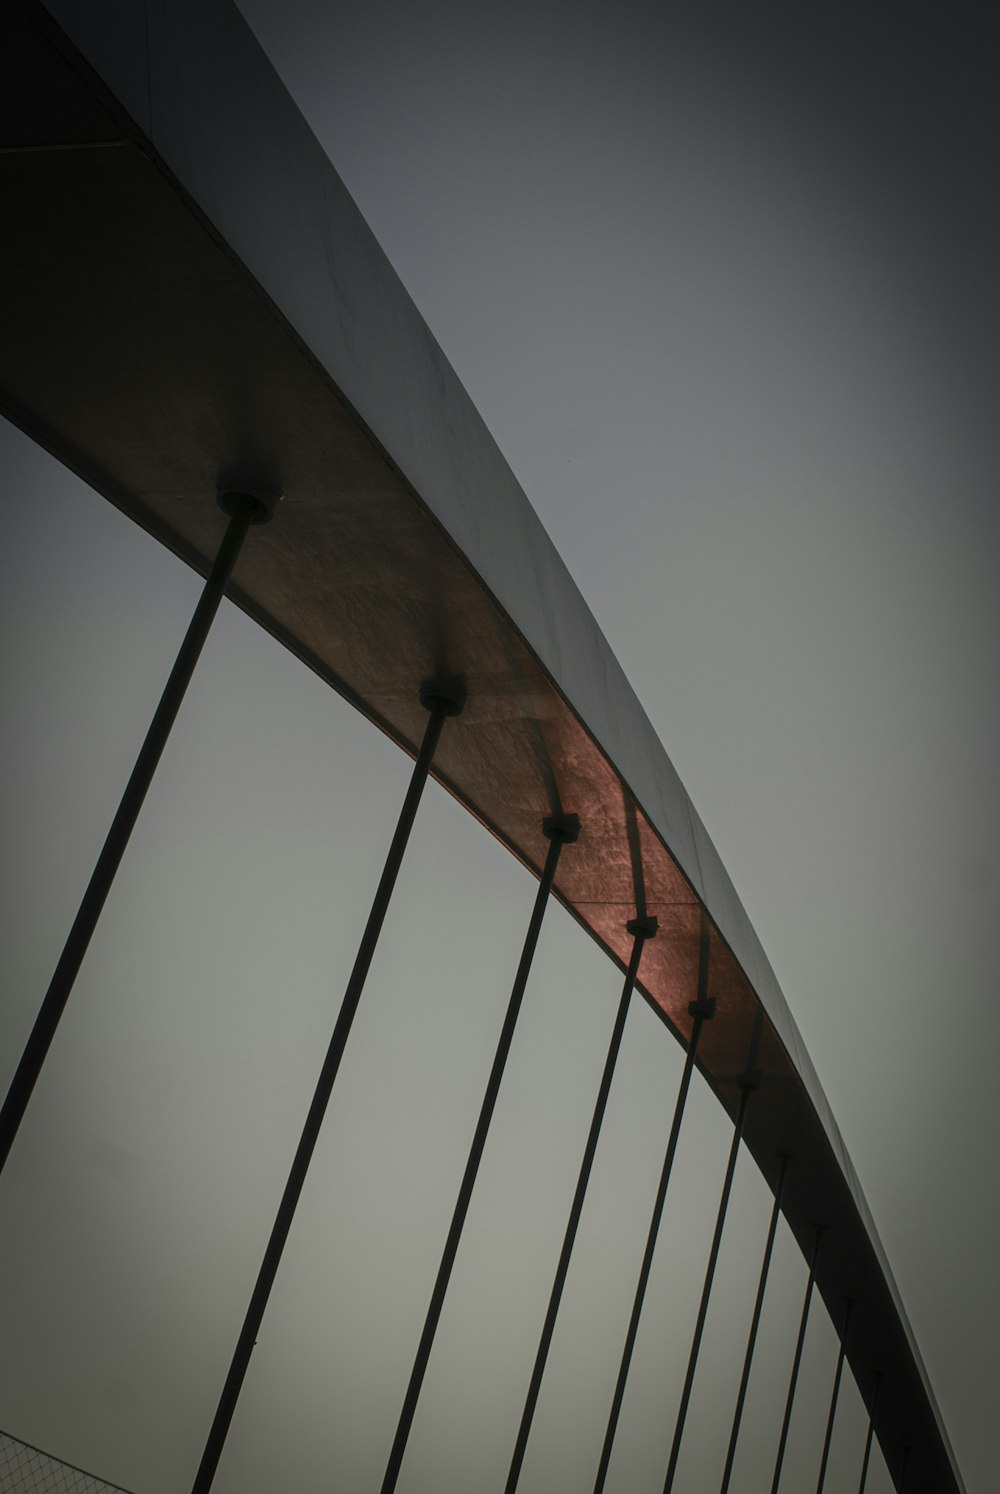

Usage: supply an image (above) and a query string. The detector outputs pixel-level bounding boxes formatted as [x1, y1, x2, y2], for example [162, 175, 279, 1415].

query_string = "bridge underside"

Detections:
[0, 3, 962, 1490]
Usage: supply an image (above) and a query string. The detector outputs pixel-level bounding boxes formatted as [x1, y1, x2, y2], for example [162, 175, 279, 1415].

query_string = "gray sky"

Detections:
[2, 1, 998, 1491]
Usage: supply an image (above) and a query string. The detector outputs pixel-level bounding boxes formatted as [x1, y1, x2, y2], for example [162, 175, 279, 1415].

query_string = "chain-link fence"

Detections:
[0, 1432, 133, 1494]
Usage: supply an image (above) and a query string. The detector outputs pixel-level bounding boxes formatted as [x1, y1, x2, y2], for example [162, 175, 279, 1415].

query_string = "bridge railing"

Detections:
[0, 1431, 134, 1494]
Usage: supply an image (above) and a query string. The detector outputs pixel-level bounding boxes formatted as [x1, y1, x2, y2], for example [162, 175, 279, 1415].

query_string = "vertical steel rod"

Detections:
[191, 685, 463, 1494]
[719, 1156, 790, 1494]
[592, 914, 715, 1494]
[0, 492, 271, 1177]
[504, 914, 657, 1494]
[816, 1299, 853, 1493]
[857, 1375, 881, 1494]
[770, 1225, 823, 1494]
[662, 1080, 754, 1493]
[379, 813, 578, 1494]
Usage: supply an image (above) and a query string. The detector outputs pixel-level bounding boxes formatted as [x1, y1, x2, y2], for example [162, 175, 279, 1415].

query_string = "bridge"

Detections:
[0, 3, 977, 1491]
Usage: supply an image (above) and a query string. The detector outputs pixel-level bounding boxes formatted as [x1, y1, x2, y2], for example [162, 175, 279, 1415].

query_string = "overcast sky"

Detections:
[2, 1, 998, 1491]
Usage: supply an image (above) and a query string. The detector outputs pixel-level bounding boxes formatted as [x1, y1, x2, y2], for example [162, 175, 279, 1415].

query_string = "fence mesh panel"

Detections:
[0, 1432, 133, 1494]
